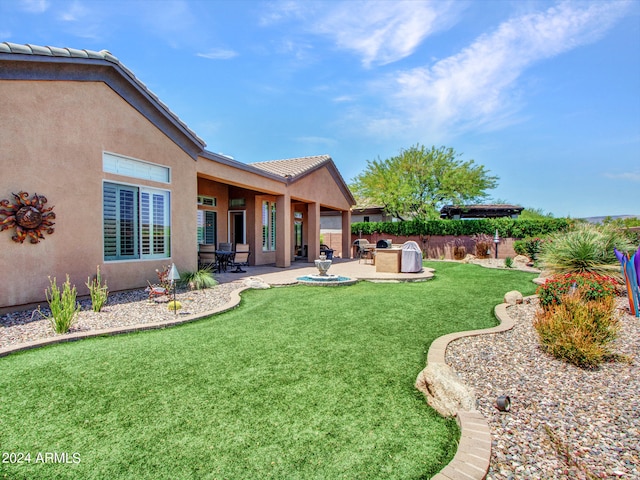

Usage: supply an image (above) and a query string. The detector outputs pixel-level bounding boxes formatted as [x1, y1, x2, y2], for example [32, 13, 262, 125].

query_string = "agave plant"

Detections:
[539, 224, 634, 279]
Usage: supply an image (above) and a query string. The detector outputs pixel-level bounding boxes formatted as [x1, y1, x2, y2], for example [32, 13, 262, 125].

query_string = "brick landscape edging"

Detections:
[429, 300, 524, 480]
[0, 285, 252, 358]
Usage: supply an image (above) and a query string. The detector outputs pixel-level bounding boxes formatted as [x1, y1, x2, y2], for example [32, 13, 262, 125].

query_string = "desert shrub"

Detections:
[474, 234, 493, 259]
[534, 293, 619, 368]
[180, 267, 217, 290]
[504, 256, 514, 268]
[453, 246, 466, 260]
[513, 237, 547, 261]
[45, 275, 81, 333]
[167, 300, 182, 312]
[537, 272, 617, 310]
[86, 265, 108, 312]
[539, 224, 634, 279]
[449, 237, 467, 260]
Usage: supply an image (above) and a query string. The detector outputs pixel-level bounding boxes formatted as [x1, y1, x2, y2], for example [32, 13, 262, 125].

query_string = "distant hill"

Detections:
[581, 215, 640, 224]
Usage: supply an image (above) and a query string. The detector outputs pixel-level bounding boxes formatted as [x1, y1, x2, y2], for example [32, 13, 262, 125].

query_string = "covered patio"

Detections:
[196, 153, 355, 270]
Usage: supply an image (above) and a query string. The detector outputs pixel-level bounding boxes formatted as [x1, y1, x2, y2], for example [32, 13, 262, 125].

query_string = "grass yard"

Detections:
[0, 262, 537, 480]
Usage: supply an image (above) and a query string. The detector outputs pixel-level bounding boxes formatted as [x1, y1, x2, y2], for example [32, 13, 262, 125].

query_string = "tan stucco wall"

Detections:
[196, 158, 285, 195]
[0, 80, 197, 308]
[288, 166, 352, 210]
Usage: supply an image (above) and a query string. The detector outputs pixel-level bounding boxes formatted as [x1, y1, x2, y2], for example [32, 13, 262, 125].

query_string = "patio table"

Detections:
[214, 251, 235, 273]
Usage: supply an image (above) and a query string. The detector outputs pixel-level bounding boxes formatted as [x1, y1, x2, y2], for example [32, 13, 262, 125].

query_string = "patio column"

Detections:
[341, 209, 352, 259]
[276, 193, 291, 268]
[307, 202, 320, 261]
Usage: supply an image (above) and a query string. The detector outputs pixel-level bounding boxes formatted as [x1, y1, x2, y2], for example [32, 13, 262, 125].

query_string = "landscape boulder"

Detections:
[415, 363, 476, 417]
[462, 254, 476, 264]
[244, 277, 270, 290]
[504, 290, 524, 305]
[513, 254, 530, 264]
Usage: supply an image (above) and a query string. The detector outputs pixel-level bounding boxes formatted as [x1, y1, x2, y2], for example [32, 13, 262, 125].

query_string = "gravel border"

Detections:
[446, 296, 639, 479]
[0, 281, 249, 351]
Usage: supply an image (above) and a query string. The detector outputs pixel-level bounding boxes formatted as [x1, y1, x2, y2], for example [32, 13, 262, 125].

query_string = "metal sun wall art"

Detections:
[0, 191, 56, 244]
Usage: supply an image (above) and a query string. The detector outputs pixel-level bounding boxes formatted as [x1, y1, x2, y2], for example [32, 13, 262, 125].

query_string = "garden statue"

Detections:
[615, 246, 640, 317]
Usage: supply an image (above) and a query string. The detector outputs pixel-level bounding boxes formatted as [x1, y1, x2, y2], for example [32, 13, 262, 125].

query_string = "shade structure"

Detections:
[401, 241, 422, 273]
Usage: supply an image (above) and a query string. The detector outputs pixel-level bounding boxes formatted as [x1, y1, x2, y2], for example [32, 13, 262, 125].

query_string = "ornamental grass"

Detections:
[45, 275, 81, 334]
[539, 224, 634, 280]
[534, 291, 620, 368]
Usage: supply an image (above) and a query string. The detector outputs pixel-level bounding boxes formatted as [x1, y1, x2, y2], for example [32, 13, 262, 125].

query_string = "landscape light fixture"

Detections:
[496, 395, 511, 412]
[494, 229, 500, 259]
[169, 263, 180, 314]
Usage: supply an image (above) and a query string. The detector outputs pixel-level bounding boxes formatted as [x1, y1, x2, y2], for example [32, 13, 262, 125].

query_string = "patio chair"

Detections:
[218, 242, 233, 251]
[198, 244, 217, 269]
[230, 243, 251, 273]
[353, 239, 375, 264]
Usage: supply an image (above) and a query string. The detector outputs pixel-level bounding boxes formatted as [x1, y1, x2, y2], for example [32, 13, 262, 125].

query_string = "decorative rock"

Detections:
[462, 254, 476, 264]
[243, 277, 270, 289]
[503, 290, 523, 305]
[513, 255, 529, 264]
[415, 362, 476, 417]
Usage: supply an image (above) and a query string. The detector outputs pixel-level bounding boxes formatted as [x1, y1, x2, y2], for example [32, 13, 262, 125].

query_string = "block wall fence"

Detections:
[323, 234, 518, 260]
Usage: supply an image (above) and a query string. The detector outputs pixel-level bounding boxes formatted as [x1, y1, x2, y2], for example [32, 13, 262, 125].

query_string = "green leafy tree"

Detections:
[350, 144, 498, 222]
[519, 207, 555, 220]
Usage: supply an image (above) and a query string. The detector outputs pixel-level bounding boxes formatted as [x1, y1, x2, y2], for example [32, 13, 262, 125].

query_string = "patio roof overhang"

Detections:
[440, 204, 524, 219]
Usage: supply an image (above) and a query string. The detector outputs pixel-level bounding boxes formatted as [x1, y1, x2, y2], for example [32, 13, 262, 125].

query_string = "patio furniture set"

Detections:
[198, 243, 251, 273]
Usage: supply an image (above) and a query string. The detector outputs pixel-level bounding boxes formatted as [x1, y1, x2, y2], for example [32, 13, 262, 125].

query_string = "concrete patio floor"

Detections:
[213, 258, 434, 286]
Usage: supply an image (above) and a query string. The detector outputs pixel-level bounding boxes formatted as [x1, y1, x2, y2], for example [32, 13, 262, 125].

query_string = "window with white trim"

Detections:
[103, 182, 171, 261]
[103, 152, 170, 183]
[262, 200, 276, 252]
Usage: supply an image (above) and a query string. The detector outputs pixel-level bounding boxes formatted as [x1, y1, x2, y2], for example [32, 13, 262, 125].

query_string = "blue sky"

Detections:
[2, 0, 639, 218]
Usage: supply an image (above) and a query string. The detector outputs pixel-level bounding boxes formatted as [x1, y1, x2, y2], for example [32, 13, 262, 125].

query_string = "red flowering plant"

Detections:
[537, 272, 618, 310]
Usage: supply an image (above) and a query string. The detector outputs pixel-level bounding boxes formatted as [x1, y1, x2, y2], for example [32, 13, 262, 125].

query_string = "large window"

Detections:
[103, 182, 171, 261]
[262, 200, 276, 252]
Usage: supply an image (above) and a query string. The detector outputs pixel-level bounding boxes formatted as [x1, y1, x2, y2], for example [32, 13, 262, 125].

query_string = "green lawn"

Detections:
[0, 262, 537, 480]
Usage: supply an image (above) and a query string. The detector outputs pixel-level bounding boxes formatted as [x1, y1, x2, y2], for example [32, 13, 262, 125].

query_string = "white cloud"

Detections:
[259, 0, 308, 26]
[605, 171, 640, 182]
[197, 48, 238, 60]
[312, 0, 460, 68]
[59, 1, 89, 22]
[261, 0, 462, 68]
[295, 136, 337, 147]
[20, 0, 49, 14]
[366, 0, 631, 139]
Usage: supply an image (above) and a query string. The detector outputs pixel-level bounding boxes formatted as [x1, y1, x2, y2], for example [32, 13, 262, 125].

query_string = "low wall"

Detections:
[350, 234, 518, 260]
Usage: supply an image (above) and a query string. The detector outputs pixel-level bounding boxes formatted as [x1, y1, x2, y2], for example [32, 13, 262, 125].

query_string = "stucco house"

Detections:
[0, 42, 355, 309]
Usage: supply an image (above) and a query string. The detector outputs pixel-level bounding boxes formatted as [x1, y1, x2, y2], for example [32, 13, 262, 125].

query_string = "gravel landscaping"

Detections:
[0, 281, 247, 349]
[447, 296, 639, 480]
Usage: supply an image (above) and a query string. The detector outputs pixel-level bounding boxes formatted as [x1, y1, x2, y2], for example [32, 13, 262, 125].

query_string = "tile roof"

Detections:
[0, 42, 206, 149]
[250, 155, 331, 179]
